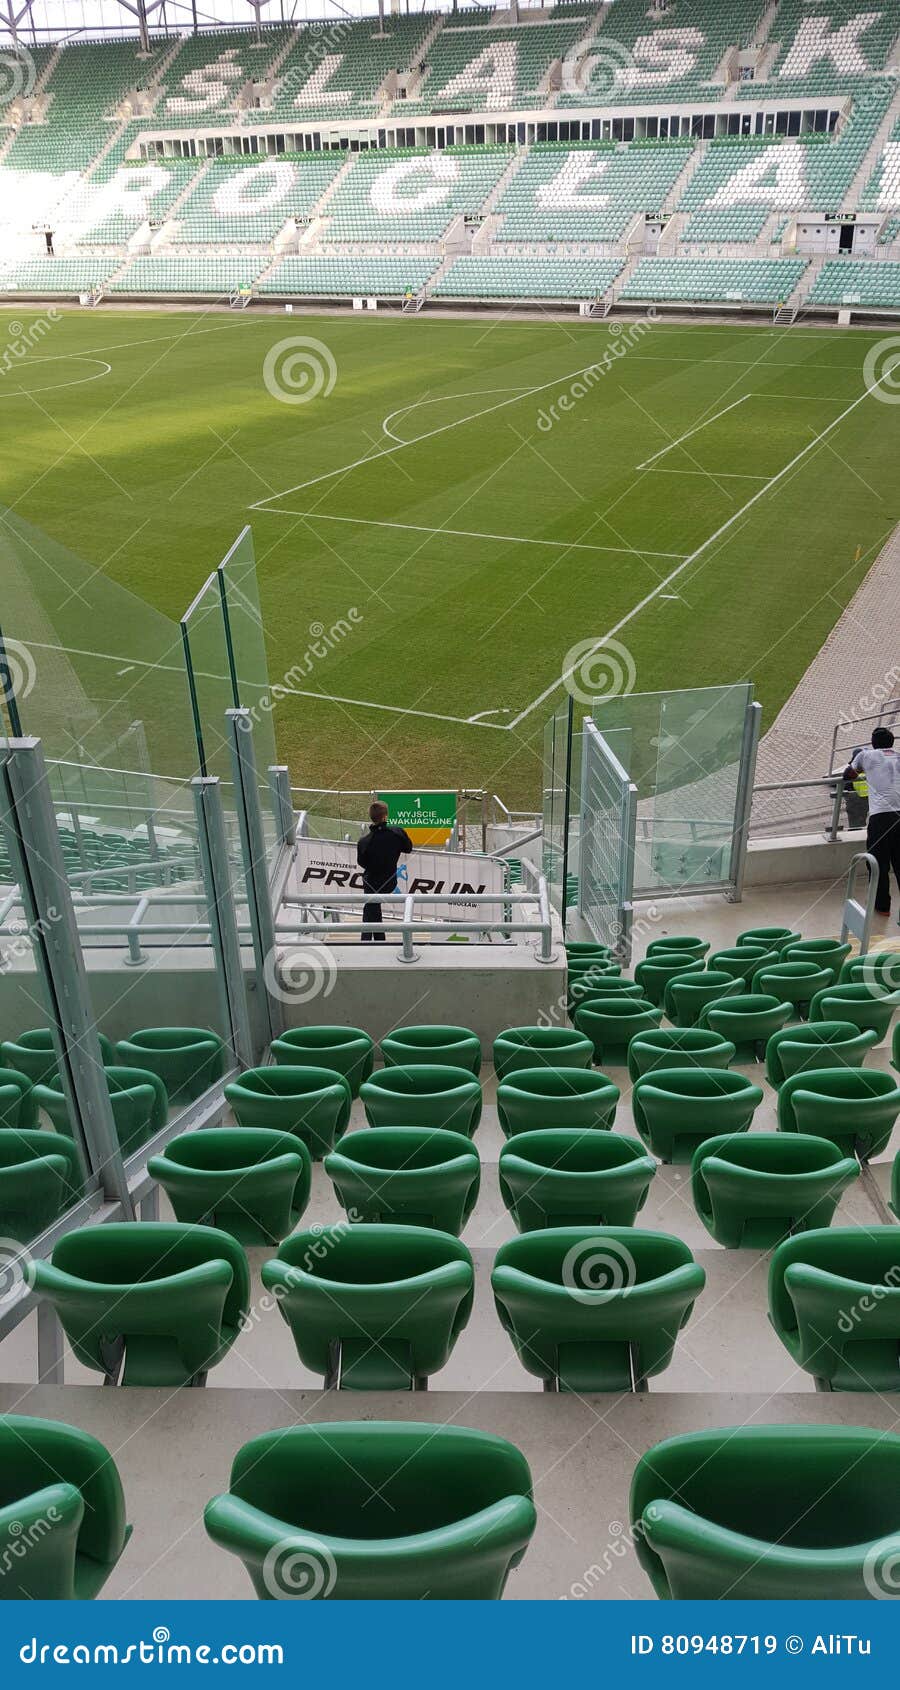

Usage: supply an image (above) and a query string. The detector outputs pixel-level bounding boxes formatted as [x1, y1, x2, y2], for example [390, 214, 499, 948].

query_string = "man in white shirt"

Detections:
[844, 727, 900, 916]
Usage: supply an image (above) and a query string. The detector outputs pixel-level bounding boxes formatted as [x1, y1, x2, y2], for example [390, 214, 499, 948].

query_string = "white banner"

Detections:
[293, 836, 505, 923]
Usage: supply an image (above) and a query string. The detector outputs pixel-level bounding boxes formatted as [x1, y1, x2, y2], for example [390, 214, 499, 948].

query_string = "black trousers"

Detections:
[867, 811, 900, 912]
[361, 899, 385, 942]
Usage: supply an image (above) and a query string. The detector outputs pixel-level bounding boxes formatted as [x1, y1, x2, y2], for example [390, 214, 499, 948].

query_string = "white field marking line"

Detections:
[247, 351, 681, 509]
[646, 467, 767, 479]
[509, 370, 895, 732]
[0, 355, 111, 399]
[258, 507, 688, 561]
[381, 385, 531, 444]
[636, 395, 750, 470]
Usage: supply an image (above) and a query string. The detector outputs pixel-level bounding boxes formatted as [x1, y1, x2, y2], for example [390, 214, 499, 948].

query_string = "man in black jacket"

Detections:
[356, 801, 413, 942]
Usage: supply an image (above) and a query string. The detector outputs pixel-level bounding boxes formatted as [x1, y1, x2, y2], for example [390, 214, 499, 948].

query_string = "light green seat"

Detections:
[809, 982, 900, 1043]
[35, 1065, 167, 1158]
[262, 1224, 474, 1390]
[29, 1223, 250, 1386]
[691, 1132, 858, 1249]
[499, 1130, 656, 1231]
[707, 945, 778, 983]
[565, 942, 613, 961]
[225, 1066, 352, 1160]
[573, 998, 663, 1065]
[0, 1415, 130, 1599]
[114, 1027, 224, 1102]
[627, 1027, 735, 1082]
[360, 1066, 482, 1138]
[492, 1227, 704, 1392]
[753, 960, 835, 1017]
[0, 1130, 84, 1241]
[645, 936, 710, 962]
[737, 927, 801, 955]
[631, 1425, 900, 1599]
[567, 974, 639, 1016]
[492, 1026, 593, 1080]
[325, 1128, 480, 1235]
[1, 1030, 113, 1087]
[634, 955, 704, 1007]
[148, 1128, 311, 1245]
[663, 970, 740, 1028]
[269, 1027, 374, 1096]
[784, 938, 852, 977]
[840, 953, 900, 991]
[381, 1025, 481, 1075]
[0, 1067, 38, 1130]
[778, 1067, 900, 1161]
[766, 1020, 879, 1087]
[496, 1067, 619, 1137]
[204, 1421, 536, 1599]
[769, 1227, 900, 1391]
[698, 994, 792, 1061]
[632, 1068, 763, 1164]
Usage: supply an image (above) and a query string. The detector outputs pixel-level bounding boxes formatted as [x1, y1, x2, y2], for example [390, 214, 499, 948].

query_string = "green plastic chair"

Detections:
[497, 1067, 619, 1137]
[634, 955, 704, 1007]
[565, 942, 613, 961]
[114, 1028, 224, 1102]
[631, 1425, 900, 1599]
[380, 1025, 482, 1075]
[225, 1066, 352, 1160]
[632, 1068, 763, 1164]
[809, 982, 900, 1043]
[269, 1027, 374, 1096]
[573, 998, 663, 1065]
[769, 1227, 900, 1390]
[777, 1067, 900, 1160]
[565, 954, 621, 979]
[627, 1027, 735, 1082]
[567, 975, 640, 1018]
[840, 952, 900, 991]
[698, 994, 792, 1061]
[1, 1029, 113, 1087]
[262, 1224, 474, 1390]
[691, 1132, 859, 1248]
[492, 1227, 705, 1392]
[493, 1026, 592, 1080]
[0, 1415, 130, 1599]
[765, 1019, 879, 1086]
[0, 1068, 37, 1130]
[784, 938, 852, 977]
[205, 1422, 536, 1599]
[737, 927, 800, 955]
[30, 1222, 250, 1387]
[645, 937, 710, 962]
[499, 1130, 656, 1230]
[325, 1128, 480, 1234]
[0, 1130, 84, 1242]
[752, 960, 835, 1017]
[360, 1066, 482, 1138]
[148, 1128, 311, 1245]
[663, 970, 740, 1028]
[35, 1065, 167, 1158]
[707, 945, 778, 983]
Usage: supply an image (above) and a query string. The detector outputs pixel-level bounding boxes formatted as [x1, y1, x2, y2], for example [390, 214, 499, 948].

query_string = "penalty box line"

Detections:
[254, 508, 688, 562]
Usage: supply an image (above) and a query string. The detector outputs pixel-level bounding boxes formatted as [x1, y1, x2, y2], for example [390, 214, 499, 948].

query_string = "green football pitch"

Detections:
[3, 305, 899, 807]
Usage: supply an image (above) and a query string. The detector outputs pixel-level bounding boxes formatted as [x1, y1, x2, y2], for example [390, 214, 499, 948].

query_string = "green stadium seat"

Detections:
[663, 969, 740, 1027]
[707, 944, 779, 982]
[769, 1227, 900, 1391]
[697, 993, 793, 1061]
[269, 1026, 374, 1096]
[360, 1065, 482, 1137]
[30, 1223, 250, 1386]
[0, 1415, 130, 1599]
[325, 1127, 480, 1234]
[809, 982, 900, 1042]
[492, 1026, 593, 1080]
[646, 936, 710, 962]
[752, 960, 836, 1017]
[498, 1130, 656, 1231]
[492, 1227, 705, 1391]
[738, 927, 801, 954]
[765, 1020, 880, 1086]
[1, 1029, 112, 1087]
[261, 1224, 474, 1389]
[380, 1025, 481, 1074]
[632, 1067, 763, 1164]
[204, 1422, 535, 1599]
[784, 938, 852, 976]
[225, 1066, 352, 1160]
[114, 1027, 224, 1102]
[0, 1068, 38, 1130]
[627, 1027, 735, 1081]
[691, 1132, 859, 1248]
[35, 1065, 167, 1158]
[777, 1067, 900, 1160]
[496, 1067, 619, 1137]
[631, 1425, 900, 1599]
[148, 1128, 311, 1245]
[634, 954, 705, 1007]
[573, 997, 663, 1065]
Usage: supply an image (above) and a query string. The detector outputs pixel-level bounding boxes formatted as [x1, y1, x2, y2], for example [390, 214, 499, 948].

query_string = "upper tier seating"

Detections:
[558, 0, 771, 108]
[496, 141, 693, 243]
[861, 119, 900, 210]
[741, 0, 899, 97]
[320, 146, 512, 243]
[158, 27, 292, 128]
[809, 259, 900, 306]
[268, 15, 432, 121]
[403, 17, 585, 115]
[433, 255, 623, 299]
[622, 256, 808, 303]
[172, 153, 343, 244]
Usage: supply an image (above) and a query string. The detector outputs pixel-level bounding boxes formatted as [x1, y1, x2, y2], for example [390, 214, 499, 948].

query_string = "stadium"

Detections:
[0, 0, 899, 1622]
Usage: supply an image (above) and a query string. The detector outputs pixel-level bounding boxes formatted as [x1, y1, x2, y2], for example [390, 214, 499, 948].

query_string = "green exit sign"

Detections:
[378, 791, 457, 840]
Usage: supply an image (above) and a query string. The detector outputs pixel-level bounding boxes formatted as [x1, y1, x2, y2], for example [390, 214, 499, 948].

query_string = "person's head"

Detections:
[369, 800, 389, 826]
[872, 727, 895, 750]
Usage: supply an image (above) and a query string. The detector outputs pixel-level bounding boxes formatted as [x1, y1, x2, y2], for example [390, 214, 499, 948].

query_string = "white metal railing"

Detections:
[279, 882, 558, 962]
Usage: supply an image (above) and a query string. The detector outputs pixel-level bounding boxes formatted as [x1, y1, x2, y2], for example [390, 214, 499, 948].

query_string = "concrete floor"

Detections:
[2, 875, 898, 1599]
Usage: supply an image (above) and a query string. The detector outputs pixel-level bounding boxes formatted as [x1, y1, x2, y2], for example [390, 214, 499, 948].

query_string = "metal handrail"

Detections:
[279, 882, 558, 963]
